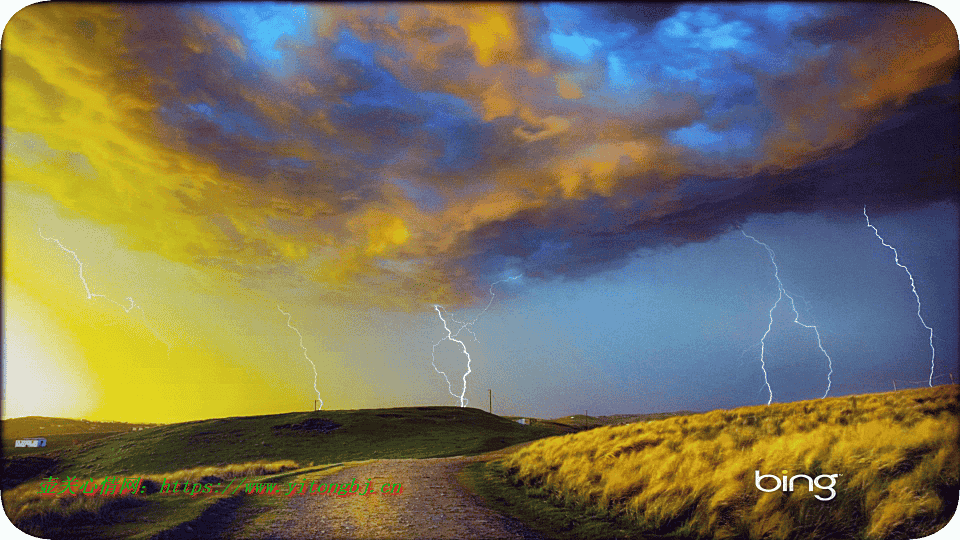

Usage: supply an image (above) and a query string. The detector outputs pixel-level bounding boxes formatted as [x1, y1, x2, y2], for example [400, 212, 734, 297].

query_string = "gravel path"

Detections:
[235, 444, 547, 540]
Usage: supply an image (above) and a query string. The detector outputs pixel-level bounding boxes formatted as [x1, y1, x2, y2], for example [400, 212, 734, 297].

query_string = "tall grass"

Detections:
[499, 385, 959, 540]
[1, 459, 299, 535]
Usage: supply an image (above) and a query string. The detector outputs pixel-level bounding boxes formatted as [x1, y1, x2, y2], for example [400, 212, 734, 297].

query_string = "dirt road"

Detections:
[234, 444, 547, 540]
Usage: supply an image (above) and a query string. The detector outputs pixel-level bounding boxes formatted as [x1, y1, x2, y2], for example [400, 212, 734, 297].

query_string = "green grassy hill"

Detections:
[2, 416, 160, 439]
[2, 417, 163, 460]
[2, 406, 559, 490]
[2, 406, 566, 539]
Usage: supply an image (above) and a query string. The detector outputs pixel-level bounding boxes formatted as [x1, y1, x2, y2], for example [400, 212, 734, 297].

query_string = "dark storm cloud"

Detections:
[443, 75, 959, 282]
[790, 3, 891, 44]
[592, 3, 682, 31]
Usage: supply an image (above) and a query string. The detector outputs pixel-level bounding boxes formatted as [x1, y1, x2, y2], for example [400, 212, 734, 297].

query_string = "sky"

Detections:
[3, 2, 958, 424]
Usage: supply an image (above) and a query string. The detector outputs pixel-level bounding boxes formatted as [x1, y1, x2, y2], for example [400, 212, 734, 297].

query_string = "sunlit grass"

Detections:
[499, 385, 959, 540]
[1, 459, 299, 536]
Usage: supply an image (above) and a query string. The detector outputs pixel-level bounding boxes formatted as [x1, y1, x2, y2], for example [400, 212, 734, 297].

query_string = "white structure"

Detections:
[15, 437, 47, 448]
[516, 418, 529, 425]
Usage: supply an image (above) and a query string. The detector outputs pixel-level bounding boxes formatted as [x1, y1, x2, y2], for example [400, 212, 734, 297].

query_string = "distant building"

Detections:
[516, 418, 529, 425]
[15, 437, 47, 448]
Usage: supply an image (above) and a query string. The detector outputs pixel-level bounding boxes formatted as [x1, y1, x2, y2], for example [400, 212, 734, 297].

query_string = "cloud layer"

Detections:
[6, 2, 958, 309]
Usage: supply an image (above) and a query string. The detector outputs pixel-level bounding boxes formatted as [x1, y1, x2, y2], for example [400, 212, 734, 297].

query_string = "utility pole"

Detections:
[584, 410, 587, 430]
[489, 389, 492, 414]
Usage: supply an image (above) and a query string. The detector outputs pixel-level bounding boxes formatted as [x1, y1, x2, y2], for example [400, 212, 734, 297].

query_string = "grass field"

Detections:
[1, 406, 563, 538]
[491, 385, 959, 540]
[2, 416, 161, 457]
[1, 460, 304, 539]
[2, 432, 136, 457]
[461, 460, 664, 540]
[2, 416, 160, 439]
[2, 406, 563, 490]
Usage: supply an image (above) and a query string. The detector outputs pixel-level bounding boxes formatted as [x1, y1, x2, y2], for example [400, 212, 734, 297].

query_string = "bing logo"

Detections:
[755, 470, 840, 501]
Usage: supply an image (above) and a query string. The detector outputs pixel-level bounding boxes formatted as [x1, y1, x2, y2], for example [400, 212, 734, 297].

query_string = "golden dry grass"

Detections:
[500, 385, 959, 540]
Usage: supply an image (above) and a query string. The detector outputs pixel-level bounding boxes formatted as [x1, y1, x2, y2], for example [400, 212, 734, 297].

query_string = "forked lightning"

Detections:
[741, 230, 834, 403]
[431, 275, 521, 407]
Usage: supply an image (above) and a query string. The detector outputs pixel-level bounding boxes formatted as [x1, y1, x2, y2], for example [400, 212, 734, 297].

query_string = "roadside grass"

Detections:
[492, 385, 960, 540]
[1, 460, 301, 539]
[1, 460, 361, 539]
[461, 460, 684, 540]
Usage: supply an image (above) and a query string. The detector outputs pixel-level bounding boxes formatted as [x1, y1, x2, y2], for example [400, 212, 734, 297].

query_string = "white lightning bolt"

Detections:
[431, 275, 522, 407]
[432, 305, 472, 407]
[741, 230, 835, 403]
[39, 228, 172, 357]
[277, 305, 322, 408]
[784, 294, 834, 398]
[864, 206, 936, 387]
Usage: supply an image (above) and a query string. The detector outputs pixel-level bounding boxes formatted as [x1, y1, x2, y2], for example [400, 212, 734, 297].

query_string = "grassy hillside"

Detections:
[2, 406, 562, 539]
[493, 385, 959, 540]
[504, 416, 596, 434]
[2, 416, 161, 439]
[2, 417, 162, 457]
[2, 406, 557, 490]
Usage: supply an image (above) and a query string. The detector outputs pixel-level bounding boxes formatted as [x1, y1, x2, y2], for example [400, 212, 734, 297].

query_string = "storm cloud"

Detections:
[5, 2, 957, 309]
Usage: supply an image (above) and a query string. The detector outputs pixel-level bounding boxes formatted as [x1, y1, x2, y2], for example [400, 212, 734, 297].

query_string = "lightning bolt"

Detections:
[38, 228, 172, 358]
[277, 305, 322, 408]
[785, 293, 834, 398]
[864, 206, 936, 387]
[431, 275, 522, 407]
[741, 230, 835, 403]
[432, 306, 473, 407]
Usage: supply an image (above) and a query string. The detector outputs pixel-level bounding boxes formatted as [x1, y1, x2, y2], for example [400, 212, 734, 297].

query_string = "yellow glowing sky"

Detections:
[4, 185, 368, 422]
